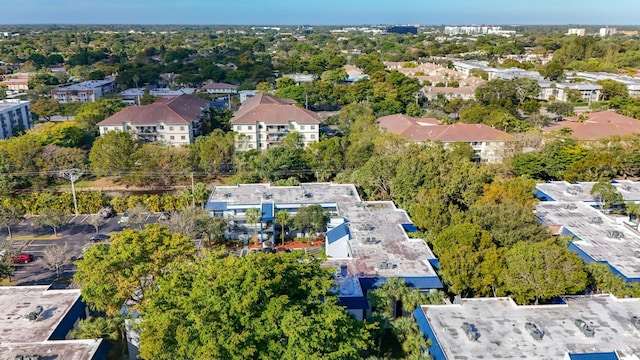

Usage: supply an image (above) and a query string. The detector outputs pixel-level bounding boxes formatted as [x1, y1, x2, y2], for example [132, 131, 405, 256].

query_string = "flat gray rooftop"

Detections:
[536, 201, 640, 280]
[0, 339, 103, 360]
[210, 183, 438, 279]
[0, 99, 28, 111]
[420, 295, 640, 359]
[537, 180, 640, 202]
[0, 286, 81, 343]
[56, 79, 114, 91]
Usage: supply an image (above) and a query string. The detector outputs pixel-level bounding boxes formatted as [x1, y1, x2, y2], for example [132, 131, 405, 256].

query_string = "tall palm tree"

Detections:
[245, 208, 261, 243]
[275, 210, 290, 246]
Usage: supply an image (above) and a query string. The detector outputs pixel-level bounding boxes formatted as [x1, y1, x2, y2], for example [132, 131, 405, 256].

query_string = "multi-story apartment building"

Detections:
[98, 94, 210, 146]
[230, 94, 321, 151]
[0, 99, 33, 139]
[51, 78, 116, 103]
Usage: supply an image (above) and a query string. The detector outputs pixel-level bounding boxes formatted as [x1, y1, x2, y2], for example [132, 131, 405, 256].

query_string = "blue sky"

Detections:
[0, 0, 638, 25]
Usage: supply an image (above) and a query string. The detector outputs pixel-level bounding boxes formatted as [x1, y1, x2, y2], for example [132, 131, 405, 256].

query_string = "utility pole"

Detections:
[59, 169, 84, 216]
[191, 172, 196, 208]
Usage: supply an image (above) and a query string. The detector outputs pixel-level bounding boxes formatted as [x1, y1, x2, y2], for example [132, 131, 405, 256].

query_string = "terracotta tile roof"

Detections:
[543, 111, 640, 140]
[98, 94, 210, 126]
[423, 86, 475, 95]
[230, 93, 321, 125]
[377, 114, 508, 142]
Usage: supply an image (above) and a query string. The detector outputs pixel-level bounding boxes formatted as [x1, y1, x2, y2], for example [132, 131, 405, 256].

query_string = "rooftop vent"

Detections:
[224, 193, 232, 198]
[461, 322, 480, 342]
[16, 356, 42, 360]
[376, 261, 396, 270]
[355, 202, 370, 208]
[263, 193, 272, 200]
[525, 322, 544, 341]
[363, 236, 378, 244]
[575, 319, 595, 337]
[346, 189, 354, 196]
[606, 230, 625, 239]
[631, 316, 640, 330]
[590, 217, 603, 225]
[25, 305, 43, 321]
[622, 185, 634, 192]
[565, 203, 578, 210]
[634, 250, 640, 258]
[566, 186, 584, 195]
[304, 191, 313, 198]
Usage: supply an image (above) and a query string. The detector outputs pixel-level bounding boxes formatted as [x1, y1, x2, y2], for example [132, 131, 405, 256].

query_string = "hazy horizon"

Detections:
[0, 0, 638, 26]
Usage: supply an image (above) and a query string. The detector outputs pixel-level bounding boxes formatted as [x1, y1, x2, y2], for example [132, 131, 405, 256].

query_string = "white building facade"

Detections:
[0, 99, 33, 139]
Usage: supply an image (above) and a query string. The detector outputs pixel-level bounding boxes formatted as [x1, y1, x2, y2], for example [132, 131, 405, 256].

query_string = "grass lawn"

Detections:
[6, 234, 61, 241]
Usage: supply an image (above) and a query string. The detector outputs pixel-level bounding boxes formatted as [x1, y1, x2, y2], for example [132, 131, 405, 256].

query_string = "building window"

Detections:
[169, 126, 174, 131]
[159, 125, 164, 130]
[258, 124, 264, 129]
[170, 136, 175, 140]
[180, 126, 185, 131]
[236, 125, 242, 131]
[249, 143, 254, 148]
[248, 125, 253, 130]
[310, 125, 315, 130]
[300, 125, 305, 130]
[310, 134, 316, 139]
[181, 135, 186, 140]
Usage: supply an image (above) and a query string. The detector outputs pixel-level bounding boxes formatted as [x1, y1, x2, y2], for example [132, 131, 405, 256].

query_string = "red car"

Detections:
[12, 253, 34, 264]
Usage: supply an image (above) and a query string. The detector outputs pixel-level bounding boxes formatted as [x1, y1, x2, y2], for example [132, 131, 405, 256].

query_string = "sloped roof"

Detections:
[543, 111, 640, 140]
[98, 94, 210, 126]
[201, 82, 238, 90]
[230, 93, 321, 125]
[377, 114, 508, 142]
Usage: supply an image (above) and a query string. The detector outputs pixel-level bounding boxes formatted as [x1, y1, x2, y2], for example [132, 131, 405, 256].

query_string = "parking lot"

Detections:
[1, 213, 163, 286]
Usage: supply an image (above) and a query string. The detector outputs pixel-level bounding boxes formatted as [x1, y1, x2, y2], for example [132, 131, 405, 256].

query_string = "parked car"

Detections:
[118, 212, 129, 224]
[12, 253, 34, 264]
[90, 234, 111, 242]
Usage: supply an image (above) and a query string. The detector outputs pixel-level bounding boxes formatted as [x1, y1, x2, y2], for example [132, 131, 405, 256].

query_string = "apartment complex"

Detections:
[98, 94, 210, 146]
[0, 99, 33, 139]
[415, 295, 640, 360]
[230, 94, 321, 151]
[543, 111, 640, 140]
[51, 78, 116, 103]
[376, 114, 509, 163]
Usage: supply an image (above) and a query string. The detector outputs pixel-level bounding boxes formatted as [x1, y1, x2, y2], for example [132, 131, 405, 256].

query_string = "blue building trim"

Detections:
[92, 339, 113, 360]
[428, 258, 441, 270]
[261, 202, 274, 221]
[402, 223, 418, 233]
[535, 189, 555, 201]
[414, 307, 447, 360]
[49, 297, 87, 340]
[568, 352, 619, 360]
[337, 296, 369, 310]
[327, 223, 350, 245]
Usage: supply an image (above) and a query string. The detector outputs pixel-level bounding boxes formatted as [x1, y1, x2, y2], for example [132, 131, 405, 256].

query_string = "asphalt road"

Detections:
[1, 213, 162, 286]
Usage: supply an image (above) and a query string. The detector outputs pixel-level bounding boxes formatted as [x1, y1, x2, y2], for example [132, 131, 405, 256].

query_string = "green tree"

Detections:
[71, 316, 123, 343]
[546, 102, 574, 117]
[503, 240, 587, 304]
[193, 182, 209, 208]
[30, 98, 59, 121]
[33, 209, 67, 237]
[597, 79, 629, 100]
[166, 207, 227, 242]
[0, 203, 25, 239]
[74, 224, 196, 315]
[74, 99, 126, 133]
[469, 202, 549, 247]
[274, 210, 290, 245]
[89, 131, 136, 178]
[245, 207, 261, 242]
[293, 204, 329, 238]
[432, 223, 497, 297]
[590, 180, 623, 212]
[192, 130, 235, 174]
[139, 251, 371, 360]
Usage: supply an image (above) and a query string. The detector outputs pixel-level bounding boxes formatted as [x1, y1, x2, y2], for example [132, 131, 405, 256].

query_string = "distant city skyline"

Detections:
[0, 0, 638, 26]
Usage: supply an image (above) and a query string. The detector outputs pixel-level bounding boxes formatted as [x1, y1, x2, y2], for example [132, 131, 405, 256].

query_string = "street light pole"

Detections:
[59, 168, 84, 216]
